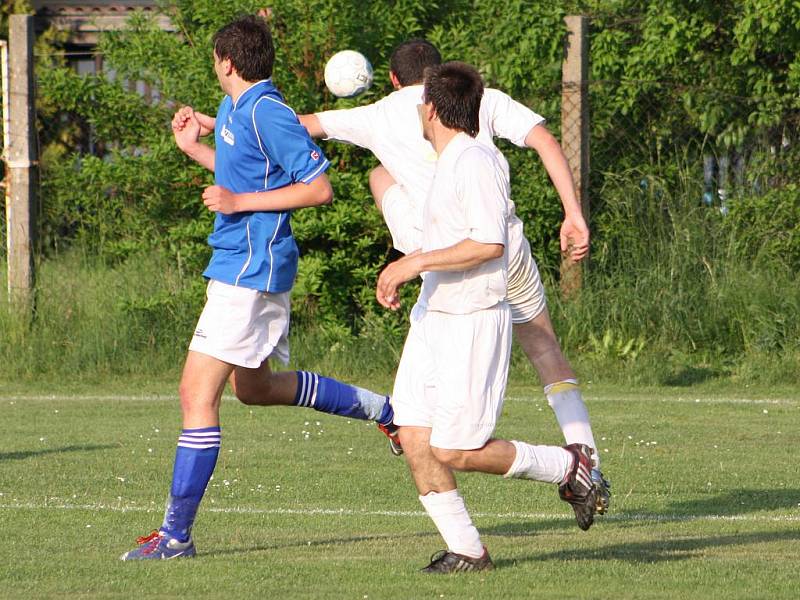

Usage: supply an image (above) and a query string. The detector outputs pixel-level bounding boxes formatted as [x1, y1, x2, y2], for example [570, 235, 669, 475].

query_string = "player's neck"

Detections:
[430, 125, 460, 155]
[226, 77, 262, 104]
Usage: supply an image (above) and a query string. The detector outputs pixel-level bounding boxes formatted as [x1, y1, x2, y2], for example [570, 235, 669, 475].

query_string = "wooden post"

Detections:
[5, 15, 38, 310]
[560, 15, 589, 297]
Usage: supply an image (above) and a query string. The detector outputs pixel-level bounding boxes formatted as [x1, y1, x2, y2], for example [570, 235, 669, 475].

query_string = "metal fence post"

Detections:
[5, 15, 38, 311]
[560, 15, 589, 297]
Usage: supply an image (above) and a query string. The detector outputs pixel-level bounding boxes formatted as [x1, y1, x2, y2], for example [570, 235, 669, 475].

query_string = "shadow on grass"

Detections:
[205, 517, 581, 558]
[660, 366, 723, 386]
[500, 529, 800, 566]
[0, 444, 117, 461]
[204, 530, 438, 558]
[666, 488, 800, 515]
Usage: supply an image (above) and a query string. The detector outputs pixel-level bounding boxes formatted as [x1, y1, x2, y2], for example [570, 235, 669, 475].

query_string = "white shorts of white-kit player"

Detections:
[505, 236, 547, 324]
[391, 301, 513, 450]
[189, 279, 290, 368]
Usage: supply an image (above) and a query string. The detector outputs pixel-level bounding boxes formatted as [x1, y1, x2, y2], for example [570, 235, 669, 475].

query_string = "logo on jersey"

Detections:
[221, 124, 235, 146]
[310, 150, 320, 161]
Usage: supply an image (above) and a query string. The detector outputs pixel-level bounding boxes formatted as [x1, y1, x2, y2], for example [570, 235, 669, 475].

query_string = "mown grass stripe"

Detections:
[1, 502, 798, 523]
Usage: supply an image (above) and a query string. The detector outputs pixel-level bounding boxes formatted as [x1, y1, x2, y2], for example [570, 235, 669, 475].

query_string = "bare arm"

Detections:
[524, 124, 589, 261]
[172, 106, 216, 171]
[202, 174, 333, 214]
[376, 239, 504, 310]
[298, 114, 327, 138]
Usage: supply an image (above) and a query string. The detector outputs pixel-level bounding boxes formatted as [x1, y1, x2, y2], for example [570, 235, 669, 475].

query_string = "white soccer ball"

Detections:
[324, 50, 373, 98]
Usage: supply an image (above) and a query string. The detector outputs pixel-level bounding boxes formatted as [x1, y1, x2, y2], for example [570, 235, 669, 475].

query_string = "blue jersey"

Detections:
[203, 80, 330, 292]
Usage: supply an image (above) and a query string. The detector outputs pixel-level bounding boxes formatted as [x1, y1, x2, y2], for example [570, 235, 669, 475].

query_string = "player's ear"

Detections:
[389, 71, 401, 90]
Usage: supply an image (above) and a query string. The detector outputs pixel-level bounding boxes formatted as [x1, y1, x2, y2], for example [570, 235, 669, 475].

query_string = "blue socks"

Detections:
[294, 371, 393, 425]
[160, 426, 221, 542]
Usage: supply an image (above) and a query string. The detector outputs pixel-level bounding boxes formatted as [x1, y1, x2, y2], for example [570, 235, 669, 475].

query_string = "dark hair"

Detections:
[423, 61, 483, 137]
[389, 39, 442, 86]
[212, 15, 274, 81]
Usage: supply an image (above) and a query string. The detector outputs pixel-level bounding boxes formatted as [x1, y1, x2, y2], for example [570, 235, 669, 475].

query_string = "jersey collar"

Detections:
[232, 78, 273, 111]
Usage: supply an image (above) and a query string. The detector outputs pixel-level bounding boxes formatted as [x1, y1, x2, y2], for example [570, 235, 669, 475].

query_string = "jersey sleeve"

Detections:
[315, 103, 379, 149]
[483, 88, 546, 147]
[457, 148, 509, 246]
[253, 99, 330, 184]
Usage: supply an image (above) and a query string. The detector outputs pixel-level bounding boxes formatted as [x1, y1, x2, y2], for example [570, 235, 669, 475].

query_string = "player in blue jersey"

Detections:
[121, 15, 397, 561]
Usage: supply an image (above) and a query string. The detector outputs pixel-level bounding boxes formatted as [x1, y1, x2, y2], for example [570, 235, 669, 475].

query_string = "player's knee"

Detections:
[431, 447, 470, 471]
[368, 165, 394, 209]
[233, 379, 271, 406]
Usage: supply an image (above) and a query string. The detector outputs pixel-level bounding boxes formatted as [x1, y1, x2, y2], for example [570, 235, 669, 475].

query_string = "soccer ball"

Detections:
[324, 50, 373, 98]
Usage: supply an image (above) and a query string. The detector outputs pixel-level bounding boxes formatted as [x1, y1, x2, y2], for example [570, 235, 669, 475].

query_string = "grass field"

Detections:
[2, 383, 798, 599]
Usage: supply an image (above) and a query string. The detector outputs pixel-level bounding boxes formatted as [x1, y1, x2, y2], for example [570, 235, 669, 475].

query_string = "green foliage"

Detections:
[25, 0, 800, 377]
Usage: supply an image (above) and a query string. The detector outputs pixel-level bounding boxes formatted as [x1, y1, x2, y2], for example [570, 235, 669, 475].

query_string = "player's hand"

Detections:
[202, 185, 239, 214]
[172, 106, 202, 151]
[193, 111, 216, 137]
[560, 212, 590, 262]
[376, 255, 421, 310]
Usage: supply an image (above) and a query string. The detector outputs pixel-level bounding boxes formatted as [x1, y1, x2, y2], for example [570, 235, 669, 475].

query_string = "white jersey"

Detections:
[316, 85, 544, 258]
[419, 133, 511, 315]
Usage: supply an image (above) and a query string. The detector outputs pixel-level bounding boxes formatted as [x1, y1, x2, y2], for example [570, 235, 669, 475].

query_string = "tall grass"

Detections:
[548, 166, 800, 385]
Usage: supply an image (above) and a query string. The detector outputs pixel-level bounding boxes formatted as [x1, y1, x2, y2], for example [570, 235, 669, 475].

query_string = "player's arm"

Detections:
[298, 114, 327, 138]
[376, 239, 503, 310]
[487, 89, 589, 261]
[171, 106, 215, 171]
[202, 175, 333, 213]
[303, 104, 378, 148]
[524, 124, 589, 262]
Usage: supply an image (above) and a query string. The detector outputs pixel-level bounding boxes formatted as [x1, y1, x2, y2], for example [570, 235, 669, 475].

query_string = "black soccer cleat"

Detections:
[421, 548, 494, 574]
[377, 422, 403, 456]
[592, 468, 611, 515]
[558, 443, 599, 531]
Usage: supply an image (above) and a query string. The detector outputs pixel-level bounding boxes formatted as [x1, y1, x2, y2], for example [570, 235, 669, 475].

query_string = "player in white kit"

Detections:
[376, 62, 598, 572]
[300, 39, 610, 520]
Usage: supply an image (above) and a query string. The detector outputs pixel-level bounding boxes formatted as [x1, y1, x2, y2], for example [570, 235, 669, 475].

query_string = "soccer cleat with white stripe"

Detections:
[558, 443, 598, 531]
[421, 548, 494, 574]
[119, 530, 196, 560]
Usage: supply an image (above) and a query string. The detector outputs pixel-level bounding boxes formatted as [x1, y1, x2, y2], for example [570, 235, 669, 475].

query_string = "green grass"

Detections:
[1, 384, 798, 599]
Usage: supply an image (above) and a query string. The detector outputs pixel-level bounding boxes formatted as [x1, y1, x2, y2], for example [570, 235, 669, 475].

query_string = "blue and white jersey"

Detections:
[203, 79, 330, 293]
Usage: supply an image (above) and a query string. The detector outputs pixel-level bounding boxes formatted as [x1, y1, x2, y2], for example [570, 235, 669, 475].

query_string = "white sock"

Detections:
[504, 440, 572, 483]
[418, 489, 484, 559]
[544, 379, 599, 467]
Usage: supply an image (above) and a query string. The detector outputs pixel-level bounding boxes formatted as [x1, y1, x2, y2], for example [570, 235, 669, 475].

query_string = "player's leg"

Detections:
[400, 427, 492, 572]
[368, 164, 395, 213]
[392, 306, 492, 572]
[231, 368, 396, 430]
[121, 350, 232, 560]
[425, 303, 598, 531]
[368, 166, 421, 255]
[213, 285, 397, 438]
[507, 237, 610, 512]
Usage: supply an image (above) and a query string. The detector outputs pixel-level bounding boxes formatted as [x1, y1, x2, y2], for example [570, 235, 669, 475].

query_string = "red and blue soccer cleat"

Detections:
[119, 530, 196, 561]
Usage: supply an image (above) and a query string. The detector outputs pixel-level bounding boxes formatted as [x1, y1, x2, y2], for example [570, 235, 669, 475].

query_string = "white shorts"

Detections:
[391, 302, 512, 450]
[506, 236, 547, 324]
[382, 184, 546, 324]
[188, 279, 290, 368]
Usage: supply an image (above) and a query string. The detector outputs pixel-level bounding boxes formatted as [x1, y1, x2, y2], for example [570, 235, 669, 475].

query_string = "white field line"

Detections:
[1, 394, 797, 406]
[0, 501, 798, 523]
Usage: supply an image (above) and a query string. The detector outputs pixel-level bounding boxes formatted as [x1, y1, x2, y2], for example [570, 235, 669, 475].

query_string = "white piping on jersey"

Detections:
[301, 158, 330, 183]
[232, 79, 272, 111]
[234, 220, 253, 286]
[261, 95, 298, 116]
[251, 98, 271, 189]
[265, 213, 283, 291]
